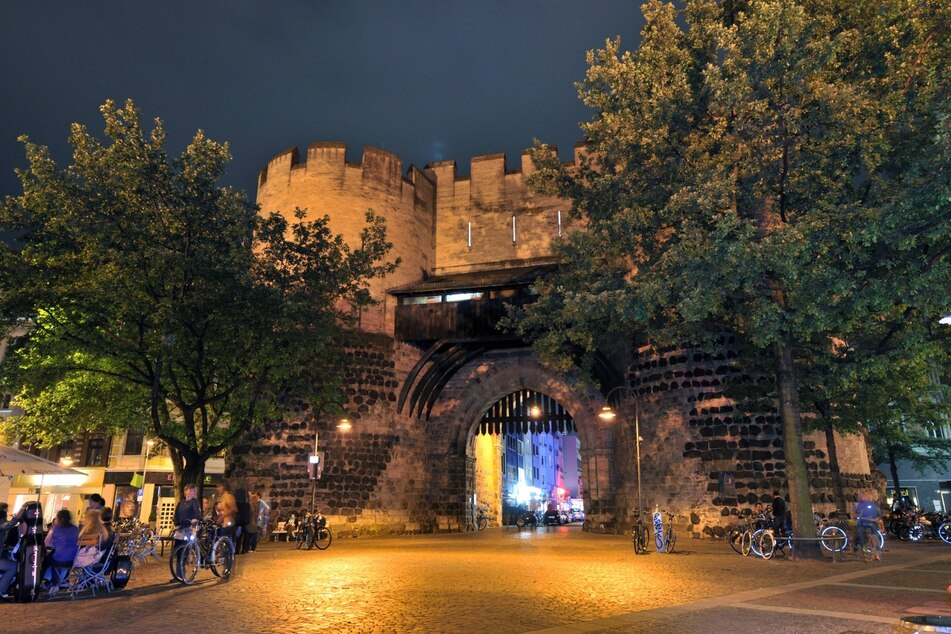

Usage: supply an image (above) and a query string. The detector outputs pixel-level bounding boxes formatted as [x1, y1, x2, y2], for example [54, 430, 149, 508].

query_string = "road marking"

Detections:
[830, 581, 949, 594]
[728, 602, 896, 625]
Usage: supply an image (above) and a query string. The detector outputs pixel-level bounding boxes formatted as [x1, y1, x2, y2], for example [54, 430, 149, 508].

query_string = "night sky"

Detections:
[1, 1, 645, 202]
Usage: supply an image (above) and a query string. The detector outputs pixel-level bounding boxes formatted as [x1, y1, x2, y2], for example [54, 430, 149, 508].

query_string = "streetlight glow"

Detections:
[598, 405, 616, 421]
[337, 418, 352, 431]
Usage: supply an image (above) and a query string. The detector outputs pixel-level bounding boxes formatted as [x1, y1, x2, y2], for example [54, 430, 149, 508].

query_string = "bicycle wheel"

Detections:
[820, 526, 848, 553]
[937, 522, 951, 545]
[169, 543, 184, 582]
[176, 542, 201, 585]
[729, 528, 744, 555]
[314, 527, 333, 550]
[905, 524, 924, 542]
[740, 530, 752, 556]
[477, 517, 488, 531]
[759, 531, 776, 560]
[664, 528, 676, 554]
[210, 537, 235, 578]
[876, 529, 886, 552]
[750, 529, 765, 557]
[295, 527, 307, 550]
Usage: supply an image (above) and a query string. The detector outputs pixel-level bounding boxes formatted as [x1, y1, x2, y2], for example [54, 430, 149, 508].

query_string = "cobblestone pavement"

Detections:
[4, 526, 951, 633]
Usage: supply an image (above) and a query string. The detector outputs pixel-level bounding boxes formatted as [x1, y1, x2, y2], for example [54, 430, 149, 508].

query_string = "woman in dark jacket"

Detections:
[169, 484, 202, 583]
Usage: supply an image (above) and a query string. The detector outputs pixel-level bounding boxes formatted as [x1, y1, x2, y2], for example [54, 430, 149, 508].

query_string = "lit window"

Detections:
[401, 295, 443, 305]
[445, 292, 484, 302]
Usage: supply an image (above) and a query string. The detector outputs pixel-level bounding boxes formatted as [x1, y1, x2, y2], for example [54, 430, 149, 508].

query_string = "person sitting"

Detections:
[44, 509, 79, 589]
[78, 509, 109, 549]
[98, 507, 117, 564]
[0, 504, 19, 599]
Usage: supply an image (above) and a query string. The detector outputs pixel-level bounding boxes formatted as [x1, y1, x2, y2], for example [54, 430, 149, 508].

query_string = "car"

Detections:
[542, 509, 562, 526]
[570, 509, 585, 523]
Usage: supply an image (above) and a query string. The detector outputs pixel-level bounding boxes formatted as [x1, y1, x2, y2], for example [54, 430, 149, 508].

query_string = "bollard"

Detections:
[899, 616, 951, 633]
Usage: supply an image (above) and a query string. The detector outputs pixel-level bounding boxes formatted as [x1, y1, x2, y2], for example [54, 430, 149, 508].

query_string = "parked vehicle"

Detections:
[514, 509, 538, 528]
[542, 510, 562, 526]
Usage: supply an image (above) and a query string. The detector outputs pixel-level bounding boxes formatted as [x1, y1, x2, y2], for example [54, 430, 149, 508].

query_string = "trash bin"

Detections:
[899, 616, 951, 633]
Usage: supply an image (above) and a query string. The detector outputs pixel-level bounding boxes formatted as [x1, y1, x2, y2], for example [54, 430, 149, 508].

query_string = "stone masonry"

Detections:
[231, 141, 880, 537]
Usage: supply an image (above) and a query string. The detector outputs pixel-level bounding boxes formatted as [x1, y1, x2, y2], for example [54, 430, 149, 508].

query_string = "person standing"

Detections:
[771, 490, 788, 532]
[214, 481, 238, 539]
[233, 484, 252, 555]
[256, 493, 271, 545]
[169, 484, 203, 583]
[855, 490, 883, 560]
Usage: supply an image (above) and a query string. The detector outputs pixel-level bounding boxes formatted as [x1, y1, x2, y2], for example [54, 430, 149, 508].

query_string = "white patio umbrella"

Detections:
[0, 445, 84, 477]
[0, 445, 87, 503]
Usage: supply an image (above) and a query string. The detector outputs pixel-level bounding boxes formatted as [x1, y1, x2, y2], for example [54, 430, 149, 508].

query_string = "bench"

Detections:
[270, 521, 288, 542]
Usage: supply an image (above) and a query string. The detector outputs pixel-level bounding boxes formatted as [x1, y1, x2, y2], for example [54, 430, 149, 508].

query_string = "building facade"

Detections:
[231, 141, 878, 535]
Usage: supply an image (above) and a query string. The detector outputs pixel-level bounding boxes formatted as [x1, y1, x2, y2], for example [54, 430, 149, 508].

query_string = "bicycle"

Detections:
[295, 512, 333, 550]
[652, 509, 676, 554]
[631, 508, 649, 555]
[855, 520, 884, 562]
[172, 519, 235, 585]
[467, 506, 489, 532]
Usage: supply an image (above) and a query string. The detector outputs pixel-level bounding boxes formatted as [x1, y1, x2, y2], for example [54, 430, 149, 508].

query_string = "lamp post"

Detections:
[310, 418, 352, 513]
[142, 438, 155, 522]
[598, 386, 642, 523]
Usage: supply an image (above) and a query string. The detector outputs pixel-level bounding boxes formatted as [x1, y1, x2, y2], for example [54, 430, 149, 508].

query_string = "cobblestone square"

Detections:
[4, 527, 951, 633]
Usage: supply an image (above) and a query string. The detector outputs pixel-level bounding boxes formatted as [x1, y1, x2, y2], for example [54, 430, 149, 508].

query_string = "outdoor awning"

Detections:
[0, 444, 88, 486]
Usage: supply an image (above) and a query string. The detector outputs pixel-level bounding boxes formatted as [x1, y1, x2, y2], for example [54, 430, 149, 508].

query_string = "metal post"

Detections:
[310, 428, 318, 514]
[634, 393, 642, 521]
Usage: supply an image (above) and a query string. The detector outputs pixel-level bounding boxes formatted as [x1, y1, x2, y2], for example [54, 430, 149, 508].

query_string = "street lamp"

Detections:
[310, 418, 352, 512]
[598, 386, 643, 526]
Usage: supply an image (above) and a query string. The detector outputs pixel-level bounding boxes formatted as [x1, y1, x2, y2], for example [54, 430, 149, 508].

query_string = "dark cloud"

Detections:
[0, 1, 644, 199]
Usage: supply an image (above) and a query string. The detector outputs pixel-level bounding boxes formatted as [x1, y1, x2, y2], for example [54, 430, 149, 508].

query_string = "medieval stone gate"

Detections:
[230, 141, 878, 537]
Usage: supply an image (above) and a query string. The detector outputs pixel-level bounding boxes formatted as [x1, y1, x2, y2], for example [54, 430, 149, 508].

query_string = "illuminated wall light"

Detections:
[557, 210, 562, 237]
[512, 215, 517, 243]
[468, 221, 472, 248]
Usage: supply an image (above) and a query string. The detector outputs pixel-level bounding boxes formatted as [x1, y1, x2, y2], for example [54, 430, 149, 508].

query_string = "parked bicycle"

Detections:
[172, 519, 235, 585]
[652, 509, 676, 554]
[295, 511, 333, 550]
[631, 508, 649, 555]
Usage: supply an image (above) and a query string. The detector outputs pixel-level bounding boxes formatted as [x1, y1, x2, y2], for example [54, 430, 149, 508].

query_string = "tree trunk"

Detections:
[823, 419, 849, 513]
[168, 444, 208, 503]
[773, 342, 820, 558]
[887, 446, 901, 505]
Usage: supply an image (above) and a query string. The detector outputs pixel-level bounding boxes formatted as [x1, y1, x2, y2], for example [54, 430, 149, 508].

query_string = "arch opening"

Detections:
[469, 388, 586, 529]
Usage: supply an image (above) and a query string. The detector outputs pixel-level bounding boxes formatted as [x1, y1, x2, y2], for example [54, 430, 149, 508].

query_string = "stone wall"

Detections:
[230, 335, 435, 536]
[256, 143, 436, 335]
[613, 344, 878, 538]
[426, 148, 584, 276]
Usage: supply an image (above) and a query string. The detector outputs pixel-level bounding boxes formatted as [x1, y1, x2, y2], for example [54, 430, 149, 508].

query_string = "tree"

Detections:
[0, 100, 396, 498]
[513, 0, 949, 556]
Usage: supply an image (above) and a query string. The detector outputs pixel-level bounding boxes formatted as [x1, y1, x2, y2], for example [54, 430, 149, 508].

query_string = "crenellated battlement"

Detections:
[258, 142, 432, 201]
[256, 139, 586, 295]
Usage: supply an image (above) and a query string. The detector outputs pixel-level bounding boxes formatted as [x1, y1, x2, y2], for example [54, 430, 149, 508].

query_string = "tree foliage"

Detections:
[0, 100, 396, 496]
[511, 0, 950, 553]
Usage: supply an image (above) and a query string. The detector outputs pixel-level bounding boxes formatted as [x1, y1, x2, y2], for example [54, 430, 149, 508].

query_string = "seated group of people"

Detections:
[0, 494, 118, 598]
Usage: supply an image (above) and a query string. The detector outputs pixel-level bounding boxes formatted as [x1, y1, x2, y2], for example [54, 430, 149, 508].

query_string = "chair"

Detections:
[67, 538, 118, 598]
[271, 521, 288, 542]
